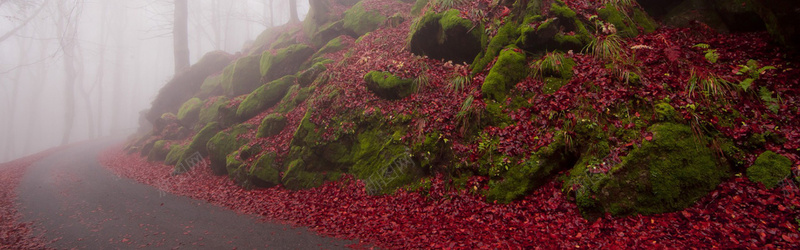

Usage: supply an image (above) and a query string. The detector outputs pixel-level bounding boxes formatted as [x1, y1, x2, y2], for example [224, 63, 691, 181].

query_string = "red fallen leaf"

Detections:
[645, 135, 653, 141]
[783, 234, 796, 243]
[681, 211, 692, 218]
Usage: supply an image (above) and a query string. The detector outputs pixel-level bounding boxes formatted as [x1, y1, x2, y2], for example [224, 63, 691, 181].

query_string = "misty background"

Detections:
[0, 0, 310, 163]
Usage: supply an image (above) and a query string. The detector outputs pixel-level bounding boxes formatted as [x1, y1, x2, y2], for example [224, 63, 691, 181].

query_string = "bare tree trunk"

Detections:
[110, 0, 127, 134]
[174, 0, 190, 73]
[6, 35, 31, 159]
[24, 39, 48, 153]
[75, 43, 96, 139]
[57, 1, 81, 146]
[0, 2, 46, 44]
[289, 0, 299, 23]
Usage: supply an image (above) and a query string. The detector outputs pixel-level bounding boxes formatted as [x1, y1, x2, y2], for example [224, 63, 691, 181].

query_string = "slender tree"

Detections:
[55, 0, 81, 145]
[0, 0, 46, 44]
[289, 0, 299, 23]
[173, 0, 190, 73]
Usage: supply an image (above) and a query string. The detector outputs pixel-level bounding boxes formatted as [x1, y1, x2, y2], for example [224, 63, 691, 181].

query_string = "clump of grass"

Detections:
[435, 0, 467, 9]
[585, 34, 627, 63]
[413, 74, 430, 93]
[447, 63, 472, 92]
[456, 95, 480, 135]
[530, 52, 568, 80]
[688, 68, 734, 99]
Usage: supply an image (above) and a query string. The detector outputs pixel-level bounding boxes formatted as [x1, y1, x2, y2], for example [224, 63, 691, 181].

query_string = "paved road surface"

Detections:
[16, 138, 356, 249]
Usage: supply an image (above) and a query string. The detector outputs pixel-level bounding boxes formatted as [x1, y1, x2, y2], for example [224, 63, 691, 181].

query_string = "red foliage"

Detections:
[100, 146, 800, 248]
[1, 148, 64, 248]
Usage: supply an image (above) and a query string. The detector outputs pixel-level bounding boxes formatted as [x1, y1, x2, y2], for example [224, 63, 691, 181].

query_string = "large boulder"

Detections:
[343, 1, 387, 37]
[256, 114, 288, 138]
[260, 44, 315, 83]
[363, 71, 416, 100]
[568, 123, 730, 217]
[752, 0, 800, 50]
[206, 124, 252, 175]
[481, 46, 527, 102]
[408, 9, 483, 64]
[146, 51, 232, 123]
[236, 75, 297, 121]
[221, 54, 263, 97]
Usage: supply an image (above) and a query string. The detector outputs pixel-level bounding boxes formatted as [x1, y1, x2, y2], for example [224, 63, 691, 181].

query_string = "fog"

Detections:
[0, 0, 309, 163]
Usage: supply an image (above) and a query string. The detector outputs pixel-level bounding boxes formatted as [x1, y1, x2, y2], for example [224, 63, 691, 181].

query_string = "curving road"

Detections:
[15, 138, 355, 249]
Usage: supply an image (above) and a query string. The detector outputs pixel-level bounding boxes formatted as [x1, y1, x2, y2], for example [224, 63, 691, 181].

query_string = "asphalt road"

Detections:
[15, 138, 356, 249]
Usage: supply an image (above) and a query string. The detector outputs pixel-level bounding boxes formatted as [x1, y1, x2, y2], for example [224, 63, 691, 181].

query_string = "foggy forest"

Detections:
[1, 0, 309, 163]
[2, 0, 800, 248]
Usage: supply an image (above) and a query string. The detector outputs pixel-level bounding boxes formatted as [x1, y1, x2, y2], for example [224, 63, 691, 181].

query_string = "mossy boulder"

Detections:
[176, 98, 203, 127]
[472, 22, 520, 73]
[165, 144, 190, 166]
[654, 102, 677, 122]
[147, 140, 170, 162]
[349, 129, 422, 195]
[572, 123, 730, 217]
[481, 46, 527, 102]
[256, 114, 288, 138]
[260, 44, 315, 83]
[206, 124, 252, 175]
[146, 50, 232, 124]
[597, 3, 658, 38]
[363, 71, 415, 100]
[236, 75, 297, 121]
[747, 151, 793, 188]
[221, 54, 263, 97]
[297, 62, 327, 86]
[172, 122, 221, 174]
[517, 2, 592, 54]
[198, 74, 224, 98]
[248, 152, 281, 187]
[198, 97, 229, 125]
[408, 9, 484, 64]
[343, 1, 387, 37]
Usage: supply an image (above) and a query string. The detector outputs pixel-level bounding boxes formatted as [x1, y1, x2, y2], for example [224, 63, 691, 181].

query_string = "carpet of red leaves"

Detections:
[101, 145, 800, 248]
[1, 148, 64, 248]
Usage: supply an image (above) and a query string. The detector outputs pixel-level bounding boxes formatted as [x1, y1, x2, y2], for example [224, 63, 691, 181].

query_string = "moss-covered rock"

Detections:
[147, 140, 170, 162]
[198, 74, 223, 97]
[145, 50, 232, 124]
[517, 1, 592, 54]
[173, 122, 221, 173]
[236, 75, 296, 121]
[747, 151, 792, 188]
[654, 102, 677, 122]
[343, 1, 387, 37]
[408, 9, 484, 63]
[256, 114, 288, 138]
[597, 3, 658, 38]
[260, 44, 314, 83]
[572, 123, 730, 217]
[249, 152, 281, 187]
[165, 144, 190, 166]
[220, 54, 263, 97]
[348, 129, 422, 195]
[472, 22, 520, 74]
[206, 124, 252, 175]
[297, 62, 327, 87]
[411, 0, 429, 16]
[176, 98, 203, 127]
[198, 97, 229, 125]
[481, 46, 527, 102]
[363, 71, 415, 100]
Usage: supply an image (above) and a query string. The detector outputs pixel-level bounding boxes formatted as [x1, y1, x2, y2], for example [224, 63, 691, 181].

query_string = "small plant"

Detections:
[693, 43, 719, 64]
[447, 63, 472, 92]
[585, 34, 627, 63]
[759, 86, 781, 113]
[435, 0, 467, 10]
[530, 52, 568, 80]
[456, 95, 480, 135]
[688, 68, 733, 99]
[736, 59, 776, 92]
[413, 74, 430, 93]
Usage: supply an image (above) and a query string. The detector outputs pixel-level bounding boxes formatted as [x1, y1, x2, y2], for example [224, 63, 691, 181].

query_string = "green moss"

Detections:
[177, 98, 203, 125]
[260, 44, 314, 82]
[472, 22, 520, 74]
[199, 74, 223, 97]
[408, 9, 484, 64]
[349, 129, 419, 195]
[165, 144, 189, 166]
[598, 3, 657, 38]
[411, 0, 429, 16]
[221, 54, 263, 96]
[654, 102, 677, 122]
[206, 124, 252, 175]
[282, 159, 326, 190]
[311, 37, 345, 60]
[542, 77, 569, 95]
[577, 123, 729, 217]
[343, 2, 387, 37]
[249, 152, 281, 187]
[256, 114, 288, 138]
[147, 140, 170, 162]
[747, 151, 792, 188]
[363, 71, 416, 100]
[551, 2, 577, 19]
[297, 62, 327, 86]
[481, 46, 527, 102]
[198, 97, 229, 125]
[236, 75, 296, 121]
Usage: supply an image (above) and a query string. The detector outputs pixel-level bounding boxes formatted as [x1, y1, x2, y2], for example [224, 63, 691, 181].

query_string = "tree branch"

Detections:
[0, 1, 47, 43]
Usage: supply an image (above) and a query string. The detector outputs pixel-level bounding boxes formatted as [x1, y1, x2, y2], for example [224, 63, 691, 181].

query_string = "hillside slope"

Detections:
[122, 1, 800, 246]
